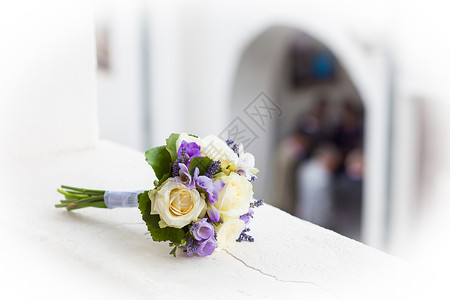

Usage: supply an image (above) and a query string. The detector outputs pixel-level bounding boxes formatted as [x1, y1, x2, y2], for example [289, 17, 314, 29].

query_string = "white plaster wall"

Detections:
[387, 0, 450, 256]
[94, 0, 146, 150]
[146, 2, 186, 147]
[0, 0, 98, 158]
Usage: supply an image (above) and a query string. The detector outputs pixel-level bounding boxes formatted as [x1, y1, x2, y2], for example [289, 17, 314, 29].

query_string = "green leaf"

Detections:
[156, 173, 171, 187]
[188, 156, 213, 176]
[165, 133, 180, 162]
[145, 146, 172, 180]
[137, 191, 185, 243]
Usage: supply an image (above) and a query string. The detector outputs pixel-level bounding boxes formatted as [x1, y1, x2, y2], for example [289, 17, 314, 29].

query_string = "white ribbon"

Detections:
[104, 190, 144, 209]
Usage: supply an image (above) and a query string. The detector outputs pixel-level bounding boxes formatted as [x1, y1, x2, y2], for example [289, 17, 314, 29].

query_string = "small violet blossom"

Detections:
[197, 237, 218, 257]
[189, 218, 218, 257]
[207, 205, 220, 223]
[239, 208, 254, 226]
[190, 218, 214, 241]
[173, 163, 195, 189]
[193, 168, 225, 204]
[178, 140, 201, 161]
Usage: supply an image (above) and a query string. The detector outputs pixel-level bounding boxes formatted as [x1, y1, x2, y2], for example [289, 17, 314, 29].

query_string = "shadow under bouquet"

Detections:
[56, 132, 263, 257]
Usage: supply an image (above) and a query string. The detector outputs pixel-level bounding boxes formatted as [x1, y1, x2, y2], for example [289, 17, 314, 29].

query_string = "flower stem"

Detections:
[60, 185, 105, 194]
[56, 186, 107, 211]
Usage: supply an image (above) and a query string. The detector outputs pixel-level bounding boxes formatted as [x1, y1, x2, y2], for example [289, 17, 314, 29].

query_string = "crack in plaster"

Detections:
[225, 249, 335, 296]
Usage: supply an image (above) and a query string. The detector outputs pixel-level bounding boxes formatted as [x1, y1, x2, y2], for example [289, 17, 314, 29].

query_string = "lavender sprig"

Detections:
[250, 198, 264, 208]
[237, 228, 254, 242]
[186, 237, 199, 257]
[225, 139, 239, 154]
[172, 146, 188, 177]
[205, 160, 221, 178]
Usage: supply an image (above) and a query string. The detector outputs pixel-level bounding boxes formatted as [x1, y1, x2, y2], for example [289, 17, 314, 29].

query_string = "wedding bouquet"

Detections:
[56, 133, 263, 257]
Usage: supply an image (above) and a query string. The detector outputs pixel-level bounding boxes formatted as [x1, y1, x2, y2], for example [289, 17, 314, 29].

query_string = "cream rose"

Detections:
[216, 218, 246, 249]
[176, 132, 203, 152]
[149, 180, 206, 228]
[201, 135, 238, 166]
[214, 172, 253, 220]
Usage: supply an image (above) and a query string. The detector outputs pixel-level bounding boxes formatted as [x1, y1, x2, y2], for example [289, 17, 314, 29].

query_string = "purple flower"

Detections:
[173, 163, 195, 189]
[209, 180, 225, 204]
[197, 237, 218, 257]
[239, 208, 254, 226]
[194, 168, 212, 190]
[178, 140, 201, 160]
[186, 224, 218, 257]
[193, 168, 225, 205]
[207, 205, 220, 223]
[190, 218, 214, 241]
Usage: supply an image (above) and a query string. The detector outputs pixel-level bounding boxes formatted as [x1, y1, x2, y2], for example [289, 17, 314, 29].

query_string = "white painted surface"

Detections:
[94, 0, 146, 150]
[0, 0, 98, 158]
[0, 141, 432, 299]
[146, 3, 186, 146]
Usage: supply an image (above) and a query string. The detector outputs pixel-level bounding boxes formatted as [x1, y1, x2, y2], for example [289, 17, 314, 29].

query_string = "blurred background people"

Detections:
[332, 101, 364, 161]
[284, 97, 364, 240]
[332, 148, 364, 240]
[271, 133, 309, 213]
[296, 98, 334, 159]
[296, 144, 341, 228]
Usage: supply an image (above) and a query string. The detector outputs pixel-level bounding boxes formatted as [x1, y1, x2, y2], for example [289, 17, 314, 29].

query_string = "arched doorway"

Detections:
[230, 25, 388, 244]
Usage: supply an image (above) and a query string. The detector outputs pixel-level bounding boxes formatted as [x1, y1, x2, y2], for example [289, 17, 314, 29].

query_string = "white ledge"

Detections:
[0, 141, 430, 299]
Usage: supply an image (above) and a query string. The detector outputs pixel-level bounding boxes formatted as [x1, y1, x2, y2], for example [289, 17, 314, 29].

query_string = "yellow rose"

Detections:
[214, 172, 253, 220]
[216, 218, 246, 249]
[149, 180, 206, 228]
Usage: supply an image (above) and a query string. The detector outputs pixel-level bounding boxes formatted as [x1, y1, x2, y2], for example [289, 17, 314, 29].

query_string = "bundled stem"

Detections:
[55, 185, 107, 211]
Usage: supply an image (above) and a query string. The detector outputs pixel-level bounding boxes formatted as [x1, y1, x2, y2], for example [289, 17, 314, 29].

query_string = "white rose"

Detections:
[176, 132, 203, 152]
[149, 180, 206, 228]
[216, 218, 246, 249]
[214, 172, 253, 219]
[201, 135, 238, 166]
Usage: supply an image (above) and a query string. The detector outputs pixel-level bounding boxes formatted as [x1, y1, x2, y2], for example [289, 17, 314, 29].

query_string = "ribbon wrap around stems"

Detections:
[104, 190, 144, 209]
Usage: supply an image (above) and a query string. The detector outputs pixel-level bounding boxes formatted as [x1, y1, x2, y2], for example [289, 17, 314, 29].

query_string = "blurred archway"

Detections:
[231, 26, 367, 241]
